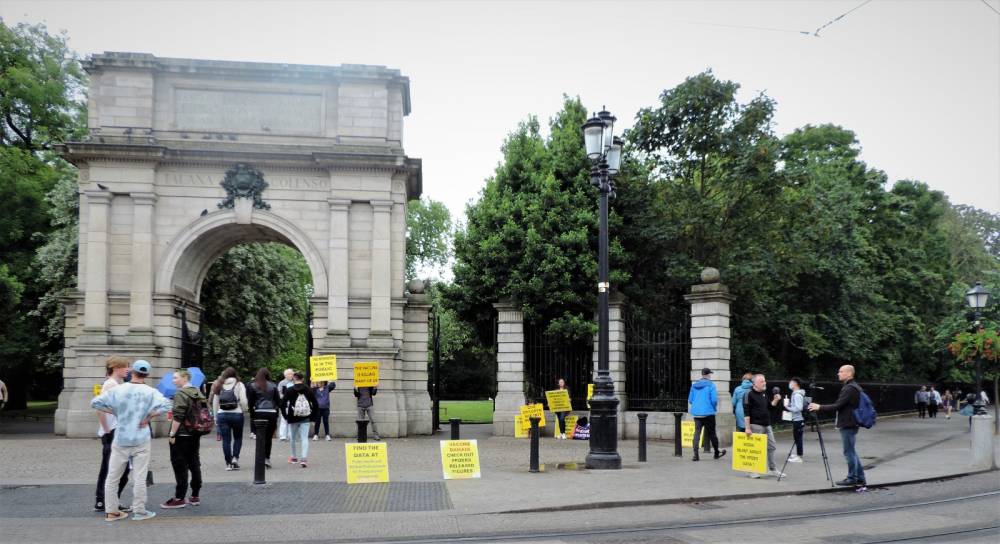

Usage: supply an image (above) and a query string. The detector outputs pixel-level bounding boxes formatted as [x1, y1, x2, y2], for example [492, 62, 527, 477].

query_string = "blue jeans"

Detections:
[289, 421, 310, 460]
[840, 427, 865, 483]
[216, 412, 244, 464]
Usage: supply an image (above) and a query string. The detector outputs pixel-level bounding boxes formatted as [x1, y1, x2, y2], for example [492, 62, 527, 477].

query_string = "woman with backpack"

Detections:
[281, 372, 318, 467]
[210, 367, 248, 471]
[247, 368, 280, 468]
[311, 380, 336, 441]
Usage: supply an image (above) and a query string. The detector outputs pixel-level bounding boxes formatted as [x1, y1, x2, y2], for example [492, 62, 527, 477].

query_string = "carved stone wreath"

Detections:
[218, 163, 271, 210]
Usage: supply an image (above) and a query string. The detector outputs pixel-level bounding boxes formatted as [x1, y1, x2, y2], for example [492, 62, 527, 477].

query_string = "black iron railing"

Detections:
[625, 316, 690, 411]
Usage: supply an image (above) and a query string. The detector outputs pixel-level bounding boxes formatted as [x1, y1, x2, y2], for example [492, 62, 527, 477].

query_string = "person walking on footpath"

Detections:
[943, 389, 955, 419]
[554, 377, 571, 439]
[354, 385, 381, 440]
[784, 378, 807, 463]
[928, 385, 941, 419]
[732, 372, 753, 432]
[247, 368, 280, 468]
[914, 386, 929, 418]
[282, 372, 317, 467]
[311, 380, 336, 441]
[210, 367, 248, 470]
[809, 364, 868, 487]
[161, 369, 206, 509]
[277, 368, 294, 441]
[743, 374, 784, 478]
[94, 357, 131, 513]
[688, 368, 726, 461]
[90, 360, 171, 522]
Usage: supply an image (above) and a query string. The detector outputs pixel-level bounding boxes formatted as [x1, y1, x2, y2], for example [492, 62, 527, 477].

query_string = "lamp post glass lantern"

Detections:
[964, 282, 991, 416]
[582, 107, 622, 470]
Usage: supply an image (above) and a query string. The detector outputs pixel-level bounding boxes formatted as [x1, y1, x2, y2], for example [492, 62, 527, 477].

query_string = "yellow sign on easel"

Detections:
[514, 415, 528, 438]
[554, 415, 578, 439]
[545, 389, 572, 413]
[345, 442, 389, 484]
[93, 384, 103, 397]
[309, 355, 338, 382]
[354, 362, 379, 387]
[681, 421, 695, 448]
[731, 432, 768, 474]
[440, 439, 482, 479]
[519, 403, 546, 427]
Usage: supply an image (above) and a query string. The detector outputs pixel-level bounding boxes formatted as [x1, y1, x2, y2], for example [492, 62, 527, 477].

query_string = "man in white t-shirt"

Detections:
[94, 357, 131, 512]
[277, 368, 294, 441]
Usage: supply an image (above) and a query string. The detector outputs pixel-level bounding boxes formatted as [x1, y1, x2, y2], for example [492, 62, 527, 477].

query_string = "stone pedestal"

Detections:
[684, 268, 736, 446]
[493, 302, 526, 436]
[970, 415, 996, 470]
[592, 294, 627, 438]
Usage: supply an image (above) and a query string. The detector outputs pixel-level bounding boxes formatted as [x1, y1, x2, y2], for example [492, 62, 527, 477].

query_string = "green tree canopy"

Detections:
[405, 197, 452, 280]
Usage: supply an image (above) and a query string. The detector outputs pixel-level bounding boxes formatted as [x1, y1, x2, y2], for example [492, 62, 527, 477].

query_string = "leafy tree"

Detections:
[405, 197, 452, 280]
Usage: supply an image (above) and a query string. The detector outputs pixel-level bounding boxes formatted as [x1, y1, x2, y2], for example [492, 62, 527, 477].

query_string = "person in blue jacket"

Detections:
[732, 372, 754, 431]
[688, 367, 726, 461]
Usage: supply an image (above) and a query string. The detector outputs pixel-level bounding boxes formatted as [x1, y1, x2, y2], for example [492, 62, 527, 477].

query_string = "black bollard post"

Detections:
[673, 412, 683, 457]
[356, 420, 369, 443]
[252, 418, 269, 484]
[450, 418, 461, 440]
[637, 413, 648, 462]
[529, 416, 541, 473]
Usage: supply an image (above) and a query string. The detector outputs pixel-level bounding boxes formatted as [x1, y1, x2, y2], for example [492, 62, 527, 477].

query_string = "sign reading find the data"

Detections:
[440, 439, 481, 479]
[345, 442, 389, 484]
[731, 432, 767, 474]
[309, 355, 338, 382]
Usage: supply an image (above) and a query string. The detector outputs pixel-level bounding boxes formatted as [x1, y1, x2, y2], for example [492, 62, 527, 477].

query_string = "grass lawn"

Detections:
[1, 400, 57, 419]
[439, 400, 493, 423]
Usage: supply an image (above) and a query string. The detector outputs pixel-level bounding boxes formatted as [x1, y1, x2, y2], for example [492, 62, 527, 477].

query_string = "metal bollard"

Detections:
[529, 416, 541, 473]
[450, 418, 461, 440]
[252, 418, 269, 484]
[673, 412, 684, 457]
[637, 413, 648, 462]
[356, 420, 369, 443]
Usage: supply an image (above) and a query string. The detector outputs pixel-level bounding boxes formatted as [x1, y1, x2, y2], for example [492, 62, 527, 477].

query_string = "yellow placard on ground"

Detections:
[519, 403, 546, 427]
[514, 415, 528, 438]
[309, 355, 338, 382]
[354, 361, 379, 387]
[731, 432, 768, 474]
[345, 442, 389, 484]
[440, 439, 482, 479]
[545, 389, 572, 413]
[93, 384, 103, 397]
[554, 415, 578, 438]
[681, 421, 696, 448]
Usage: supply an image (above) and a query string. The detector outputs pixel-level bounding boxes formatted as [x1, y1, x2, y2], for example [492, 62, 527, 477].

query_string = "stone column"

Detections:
[127, 192, 156, 344]
[684, 267, 736, 445]
[402, 282, 432, 435]
[369, 199, 393, 346]
[327, 198, 351, 347]
[493, 302, 526, 436]
[81, 190, 113, 344]
[593, 293, 628, 437]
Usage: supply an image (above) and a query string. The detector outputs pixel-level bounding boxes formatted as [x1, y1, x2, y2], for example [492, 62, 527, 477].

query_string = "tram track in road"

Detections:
[368, 489, 1000, 544]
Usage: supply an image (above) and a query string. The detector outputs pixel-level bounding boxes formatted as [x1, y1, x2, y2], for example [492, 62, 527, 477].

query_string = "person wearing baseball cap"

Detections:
[687, 367, 726, 461]
[92, 359, 171, 522]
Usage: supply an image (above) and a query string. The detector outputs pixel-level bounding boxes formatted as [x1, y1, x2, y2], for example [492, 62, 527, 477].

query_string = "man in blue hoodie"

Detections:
[732, 372, 753, 431]
[688, 368, 726, 461]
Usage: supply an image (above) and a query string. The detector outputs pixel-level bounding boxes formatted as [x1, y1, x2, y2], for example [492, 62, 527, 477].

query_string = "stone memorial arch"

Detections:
[54, 53, 431, 438]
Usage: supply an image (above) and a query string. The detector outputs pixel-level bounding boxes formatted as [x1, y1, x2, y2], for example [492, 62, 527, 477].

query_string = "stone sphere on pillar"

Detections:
[700, 267, 721, 284]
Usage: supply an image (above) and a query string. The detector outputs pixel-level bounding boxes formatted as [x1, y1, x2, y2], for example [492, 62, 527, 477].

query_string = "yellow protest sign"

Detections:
[354, 361, 379, 387]
[345, 442, 389, 484]
[545, 389, 572, 413]
[731, 432, 768, 474]
[309, 355, 338, 382]
[519, 403, 546, 427]
[440, 439, 482, 479]
[554, 415, 578, 439]
[514, 415, 528, 438]
[681, 421, 696, 448]
[93, 384, 103, 397]
[587, 383, 594, 400]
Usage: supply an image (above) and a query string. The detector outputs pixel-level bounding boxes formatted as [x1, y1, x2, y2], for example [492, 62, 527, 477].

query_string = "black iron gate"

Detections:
[524, 324, 592, 410]
[625, 315, 690, 411]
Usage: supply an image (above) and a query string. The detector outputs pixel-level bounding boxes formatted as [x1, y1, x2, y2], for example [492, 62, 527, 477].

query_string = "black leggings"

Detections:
[693, 415, 719, 454]
[792, 420, 804, 456]
[556, 412, 567, 434]
[169, 435, 202, 499]
[252, 412, 278, 460]
[313, 407, 330, 436]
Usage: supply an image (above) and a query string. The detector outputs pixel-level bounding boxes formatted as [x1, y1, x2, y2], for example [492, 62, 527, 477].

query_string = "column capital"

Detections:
[684, 288, 736, 305]
[84, 190, 114, 204]
[328, 198, 351, 211]
[370, 199, 393, 212]
[130, 192, 157, 205]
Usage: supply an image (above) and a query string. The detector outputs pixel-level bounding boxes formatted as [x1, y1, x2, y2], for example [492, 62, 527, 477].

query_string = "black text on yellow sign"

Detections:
[440, 439, 482, 479]
[545, 389, 572, 413]
[354, 361, 379, 387]
[731, 432, 767, 474]
[309, 354, 338, 382]
[345, 442, 389, 484]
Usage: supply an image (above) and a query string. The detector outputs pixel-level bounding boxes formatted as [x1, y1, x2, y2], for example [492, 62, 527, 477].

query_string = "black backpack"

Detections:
[254, 383, 276, 411]
[218, 385, 239, 410]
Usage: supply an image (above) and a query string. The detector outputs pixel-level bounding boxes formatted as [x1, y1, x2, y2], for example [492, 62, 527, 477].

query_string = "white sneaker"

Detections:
[748, 473, 762, 479]
[561, 433, 567, 439]
[325, 435, 332, 441]
[769, 470, 787, 478]
[788, 455, 803, 463]
[312, 435, 318, 442]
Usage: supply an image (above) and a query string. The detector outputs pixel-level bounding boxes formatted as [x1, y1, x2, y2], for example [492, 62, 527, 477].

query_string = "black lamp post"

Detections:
[965, 281, 991, 416]
[582, 108, 623, 470]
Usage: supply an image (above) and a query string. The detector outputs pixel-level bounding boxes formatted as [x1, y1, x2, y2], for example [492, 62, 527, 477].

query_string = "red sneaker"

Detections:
[187, 496, 200, 506]
[160, 498, 187, 509]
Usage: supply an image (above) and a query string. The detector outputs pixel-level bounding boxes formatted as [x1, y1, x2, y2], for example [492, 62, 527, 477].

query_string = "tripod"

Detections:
[778, 392, 834, 487]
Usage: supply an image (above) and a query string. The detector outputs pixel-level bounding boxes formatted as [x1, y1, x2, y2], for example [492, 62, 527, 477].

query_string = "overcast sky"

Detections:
[3, 0, 998, 218]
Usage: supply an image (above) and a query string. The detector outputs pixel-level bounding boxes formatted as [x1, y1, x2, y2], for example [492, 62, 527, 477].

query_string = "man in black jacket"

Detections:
[809, 364, 866, 487]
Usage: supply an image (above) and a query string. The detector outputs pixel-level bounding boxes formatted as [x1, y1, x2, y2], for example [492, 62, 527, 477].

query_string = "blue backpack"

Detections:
[852, 384, 877, 429]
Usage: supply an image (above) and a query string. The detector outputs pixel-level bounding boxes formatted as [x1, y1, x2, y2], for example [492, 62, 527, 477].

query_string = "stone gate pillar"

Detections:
[493, 301, 526, 436]
[401, 281, 432, 435]
[593, 293, 627, 437]
[684, 267, 735, 445]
